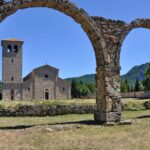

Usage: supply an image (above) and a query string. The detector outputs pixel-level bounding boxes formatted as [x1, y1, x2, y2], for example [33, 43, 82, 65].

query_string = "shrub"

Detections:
[0, 104, 5, 109]
[14, 103, 24, 109]
[144, 101, 150, 109]
[123, 101, 145, 111]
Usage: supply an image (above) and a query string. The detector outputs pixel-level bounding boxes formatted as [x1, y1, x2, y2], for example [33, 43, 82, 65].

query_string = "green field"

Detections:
[0, 98, 149, 107]
[0, 99, 96, 108]
[0, 99, 149, 150]
[0, 110, 149, 150]
[0, 98, 149, 112]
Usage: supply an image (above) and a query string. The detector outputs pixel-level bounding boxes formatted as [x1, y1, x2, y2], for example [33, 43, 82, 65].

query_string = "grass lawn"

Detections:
[0, 110, 149, 150]
[0, 99, 96, 108]
[0, 98, 149, 108]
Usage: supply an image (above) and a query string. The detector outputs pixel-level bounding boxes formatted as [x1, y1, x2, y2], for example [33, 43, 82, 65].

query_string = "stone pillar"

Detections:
[94, 64, 122, 123]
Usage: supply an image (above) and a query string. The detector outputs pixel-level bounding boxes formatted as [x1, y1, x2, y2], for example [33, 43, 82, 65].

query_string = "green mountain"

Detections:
[66, 74, 96, 84]
[66, 62, 150, 87]
[121, 62, 150, 86]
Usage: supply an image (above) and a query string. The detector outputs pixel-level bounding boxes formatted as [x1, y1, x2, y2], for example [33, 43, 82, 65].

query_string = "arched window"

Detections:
[45, 89, 49, 92]
[7, 45, 12, 53]
[11, 90, 14, 95]
[14, 45, 18, 53]
[45, 74, 49, 78]
[11, 76, 14, 81]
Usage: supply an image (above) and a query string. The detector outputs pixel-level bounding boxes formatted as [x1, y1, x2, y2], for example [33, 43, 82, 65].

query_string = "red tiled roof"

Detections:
[2, 38, 23, 42]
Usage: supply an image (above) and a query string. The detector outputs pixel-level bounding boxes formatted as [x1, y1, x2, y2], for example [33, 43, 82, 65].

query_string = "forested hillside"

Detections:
[66, 74, 96, 84]
[66, 62, 150, 87]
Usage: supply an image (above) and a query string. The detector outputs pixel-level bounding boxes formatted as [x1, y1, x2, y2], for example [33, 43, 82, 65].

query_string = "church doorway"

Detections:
[10, 90, 14, 100]
[44, 89, 49, 100]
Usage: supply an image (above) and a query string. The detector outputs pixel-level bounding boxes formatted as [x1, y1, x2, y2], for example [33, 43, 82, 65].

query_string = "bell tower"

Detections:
[1, 39, 23, 100]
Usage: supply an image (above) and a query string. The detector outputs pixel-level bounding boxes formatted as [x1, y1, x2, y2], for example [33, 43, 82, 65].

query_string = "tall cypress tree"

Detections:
[130, 85, 134, 92]
[71, 80, 77, 98]
[142, 63, 150, 91]
[134, 79, 140, 91]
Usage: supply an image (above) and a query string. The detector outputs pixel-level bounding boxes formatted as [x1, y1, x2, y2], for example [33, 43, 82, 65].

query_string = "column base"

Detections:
[94, 111, 121, 123]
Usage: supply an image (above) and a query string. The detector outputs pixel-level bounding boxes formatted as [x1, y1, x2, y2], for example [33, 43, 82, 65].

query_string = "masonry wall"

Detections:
[33, 67, 58, 100]
[56, 78, 71, 99]
[34, 76, 55, 100]
[2, 83, 22, 100]
[121, 91, 150, 98]
[22, 78, 34, 100]
[0, 104, 96, 117]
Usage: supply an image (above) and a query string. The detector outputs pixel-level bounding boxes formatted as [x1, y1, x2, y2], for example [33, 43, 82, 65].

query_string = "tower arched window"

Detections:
[45, 74, 49, 78]
[7, 45, 12, 53]
[45, 89, 49, 92]
[11, 90, 14, 95]
[14, 45, 18, 53]
[11, 76, 14, 81]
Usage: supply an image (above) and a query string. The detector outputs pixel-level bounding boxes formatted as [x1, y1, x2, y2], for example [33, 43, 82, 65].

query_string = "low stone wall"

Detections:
[121, 91, 150, 98]
[144, 101, 150, 109]
[0, 105, 96, 117]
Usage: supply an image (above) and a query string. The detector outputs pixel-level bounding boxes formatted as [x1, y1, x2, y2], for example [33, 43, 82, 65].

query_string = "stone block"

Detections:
[94, 111, 121, 123]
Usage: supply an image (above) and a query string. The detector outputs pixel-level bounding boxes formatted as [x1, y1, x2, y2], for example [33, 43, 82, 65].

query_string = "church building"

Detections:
[1, 39, 71, 100]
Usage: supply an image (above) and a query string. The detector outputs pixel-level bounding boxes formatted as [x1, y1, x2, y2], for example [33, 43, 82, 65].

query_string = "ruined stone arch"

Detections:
[2, 0, 147, 123]
[0, 0, 106, 65]
[117, 18, 150, 65]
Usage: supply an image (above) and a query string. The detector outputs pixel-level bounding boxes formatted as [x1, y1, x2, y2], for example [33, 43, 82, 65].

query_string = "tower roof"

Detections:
[1, 38, 24, 46]
[2, 38, 23, 42]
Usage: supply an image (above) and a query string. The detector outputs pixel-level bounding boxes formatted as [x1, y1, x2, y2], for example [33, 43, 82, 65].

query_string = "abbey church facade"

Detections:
[1, 39, 71, 100]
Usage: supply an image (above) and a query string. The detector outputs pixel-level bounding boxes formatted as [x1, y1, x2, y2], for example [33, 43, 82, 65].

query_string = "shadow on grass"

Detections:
[0, 120, 102, 130]
[0, 125, 36, 130]
[49, 120, 102, 126]
[1, 115, 150, 130]
[137, 115, 150, 119]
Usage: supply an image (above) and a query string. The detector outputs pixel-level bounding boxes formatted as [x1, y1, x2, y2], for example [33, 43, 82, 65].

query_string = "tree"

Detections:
[142, 79, 150, 91]
[134, 79, 141, 91]
[71, 80, 91, 98]
[86, 83, 96, 94]
[0, 81, 2, 93]
[130, 85, 134, 92]
[79, 83, 90, 98]
[125, 79, 130, 92]
[71, 80, 78, 98]
[145, 63, 150, 79]
[121, 79, 130, 92]
[142, 63, 150, 91]
[0, 0, 4, 5]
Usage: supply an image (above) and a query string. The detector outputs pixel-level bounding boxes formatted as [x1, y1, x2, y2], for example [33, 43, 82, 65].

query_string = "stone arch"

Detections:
[120, 18, 150, 48]
[13, 45, 18, 53]
[110, 18, 150, 123]
[129, 18, 150, 31]
[0, 0, 105, 65]
[118, 18, 150, 65]
[0, 0, 125, 123]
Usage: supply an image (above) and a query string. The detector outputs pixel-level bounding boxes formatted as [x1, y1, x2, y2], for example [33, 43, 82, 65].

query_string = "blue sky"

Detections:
[1, 0, 150, 79]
